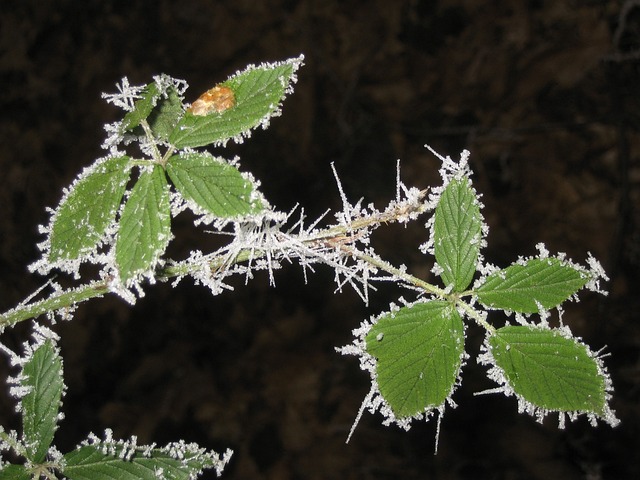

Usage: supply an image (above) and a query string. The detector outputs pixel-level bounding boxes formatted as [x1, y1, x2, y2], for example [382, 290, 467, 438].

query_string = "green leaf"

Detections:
[434, 177, 482, 292]
[167, 152, 262, 218]
[49, 155, 130, 262]
[21, 340, 64, 463]
[488, 326, 607, 415]
[121, 82, 160, 132]
[0, 464, 31, 480]
[63, 442, 228, 480]
[169, 55, 303, 148]
[475, 258, 588, 313]
[365, 301, 464, 418]
[146, 85, 184, 140]
[116, 165, 171, 283]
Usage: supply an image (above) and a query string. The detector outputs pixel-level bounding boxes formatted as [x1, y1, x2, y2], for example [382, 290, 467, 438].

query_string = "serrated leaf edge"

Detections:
[170, 54, 304, 148]
[473, 256, 590, 314]
[477, 325, 619, 428]
[63, 430, 233, 479]
[28, 154, 130, 278]
[20, 339, 64, 463]
[115, 165, 172, 285]
[336, 299, 468, 443]
[433, 177, 483, 291]
[419, 149, 489, 281]
[167, 152, 266, 225]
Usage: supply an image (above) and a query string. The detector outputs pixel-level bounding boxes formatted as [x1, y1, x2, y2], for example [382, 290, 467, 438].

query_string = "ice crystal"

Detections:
[420, 146, 488, 261]
[28, 152, 129, 279]
[0, 323, 59, 370]
[160, 158, 431, 305]
[585, 252, 609, 295]
[101, 77, 146, 112]
[476, 329, 619, 428]
[337, 300, 466, 450]
[78, 429, 233, 478]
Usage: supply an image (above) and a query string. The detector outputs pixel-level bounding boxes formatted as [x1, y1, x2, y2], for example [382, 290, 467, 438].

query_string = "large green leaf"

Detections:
[63, 442, 228, 480]
[49, 155, 130, 262]
[488, 326, 607, 415]
[475, 258, 588, 313]
[433, 177, 482, 292]
[20, 340, 64, 464]
[166, 152, 262, 218]
[116, 165, 171, 283]
[365, 301, 464, 418]
[169, 55, 303, 148]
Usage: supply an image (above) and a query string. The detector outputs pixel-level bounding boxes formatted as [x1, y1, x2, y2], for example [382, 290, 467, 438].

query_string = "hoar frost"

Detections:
[336, 146, 617, 452]
[337, 298, 467, 453]
[476, 328, 619, 428]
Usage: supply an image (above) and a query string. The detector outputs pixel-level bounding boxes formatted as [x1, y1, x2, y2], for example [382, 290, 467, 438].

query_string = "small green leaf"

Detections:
[21, 340, 64, 463]
[169, 55, 303, 148]
[121, 82, 160, 132]
[0, 464, 31, 480]
[49, 155, 130, 262]
[365, 301, 464, 418]
[146, 85, 184, 140]
[167, 152, 262, 218]
[116, 165, 171, 283]
[63, 442, 228, 480]
[475, 258, 588, 313]
[434, 177, 482, 292]
[488, 326, 607, 415]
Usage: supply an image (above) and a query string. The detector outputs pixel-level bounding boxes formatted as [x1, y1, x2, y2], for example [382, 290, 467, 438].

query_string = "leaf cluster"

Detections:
[30, 57, 304, 287]
[0, 329, 231, 479]
[0, 53, 619, 477]
[2, 55, 304, 479]
[340, 152, 618, 445]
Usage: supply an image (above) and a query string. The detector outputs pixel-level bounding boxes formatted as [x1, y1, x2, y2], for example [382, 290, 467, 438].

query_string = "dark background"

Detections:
[1, 1, 639, 479]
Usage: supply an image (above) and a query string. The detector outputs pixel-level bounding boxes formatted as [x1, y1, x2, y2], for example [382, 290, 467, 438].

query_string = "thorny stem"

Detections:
[349, 249, 448, 298]
[0, 280, 111, 329]
[350, 249, 495, 333]
[0, 195, 473, 331]
[455, 296, 495, 333]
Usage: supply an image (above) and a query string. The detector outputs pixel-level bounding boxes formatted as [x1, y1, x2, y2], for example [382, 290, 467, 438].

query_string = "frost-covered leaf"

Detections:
[0, 464, 31, 480]
[116, 165, 171, 284]
[365, 301, 464, 418]
[63, 439, 232, 480]
[121, 82, 160, 132]
[475, 258, 588, 313]
[486, 326, 613, 419]
[169, 55, 303, 148]
[146, 85, 184, 141]
[167, 152, 262, 218]
[433, 177, 482, 292]
[49, 155, 130, 262]
[21, 340, 64, 464]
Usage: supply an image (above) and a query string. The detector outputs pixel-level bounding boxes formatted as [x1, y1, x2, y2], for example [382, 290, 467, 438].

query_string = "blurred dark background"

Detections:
[1, 1, 639, 478]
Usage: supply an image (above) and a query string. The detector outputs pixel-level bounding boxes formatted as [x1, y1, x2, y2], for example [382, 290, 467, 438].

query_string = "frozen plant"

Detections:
[0, 54, 618, 477]
[337, 148, 618, 452]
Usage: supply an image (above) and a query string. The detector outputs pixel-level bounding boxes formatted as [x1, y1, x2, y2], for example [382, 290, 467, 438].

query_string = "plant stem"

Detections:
[0, 199, 435, 328]
[349, 249, 448, 298]
[140, 119, 163, 163]
[350, 249, 495, 333]
[0, 281, 111, 329]
[455, 298, 495, 333]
